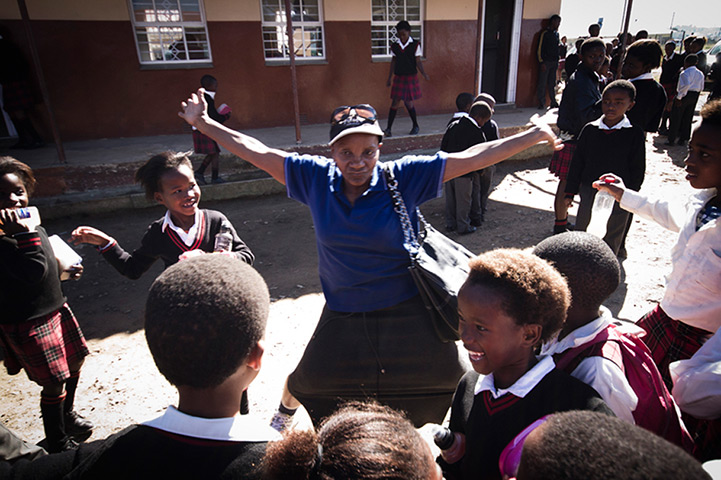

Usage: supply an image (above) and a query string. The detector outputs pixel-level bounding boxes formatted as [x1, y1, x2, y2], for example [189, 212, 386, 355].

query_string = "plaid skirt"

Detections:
[0, 304, 89, 387]
[2, 80, 36, 112]
[637, 304, 712, 391]
[192, 130, 220, 154]
[390, 74, 422, 101]
[548, 141, 576, 180]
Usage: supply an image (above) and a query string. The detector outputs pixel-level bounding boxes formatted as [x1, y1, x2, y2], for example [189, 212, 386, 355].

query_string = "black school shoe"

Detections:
[64, 411, 94, 438]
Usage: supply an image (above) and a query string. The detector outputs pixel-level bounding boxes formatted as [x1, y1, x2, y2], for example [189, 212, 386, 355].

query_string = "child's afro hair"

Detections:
[134, 151, 193, 200]
[603, 79, 636, 102]
[533, 232, 620, 311]
[517, 411, 710, 480]
[701, 98, 721, 126]
[626, 39, 664, 69]
[0, 156, 36, 195]
[465, 248, 569, 343]
[455, 92, 474, 112]
[144, 255, 269, 389]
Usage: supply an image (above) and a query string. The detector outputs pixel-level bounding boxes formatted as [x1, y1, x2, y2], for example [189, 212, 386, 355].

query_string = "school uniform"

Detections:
[1, 406, 280, 479]
[620, 187, 720, 389]
[99, 209, 253, 279]
[390, 37, 422, 101]
[440, 356, 611, 480]
[475, 120, 500, 220]
[441, 115, 486, 233]
[542, 310, 692, 451]
[565, 116, 645, 254]
[668, 65, 705, 144]
[0, 227, 88, 386]
[627, 73, 667, 133]
[192, 91, 229, 154]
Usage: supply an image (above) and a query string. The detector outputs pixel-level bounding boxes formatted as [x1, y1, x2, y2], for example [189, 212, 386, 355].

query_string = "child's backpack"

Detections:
[554, 322, 694, 453]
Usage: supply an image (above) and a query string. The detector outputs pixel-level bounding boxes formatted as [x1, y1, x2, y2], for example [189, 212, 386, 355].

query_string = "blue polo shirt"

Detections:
[285, 152, 447, 312]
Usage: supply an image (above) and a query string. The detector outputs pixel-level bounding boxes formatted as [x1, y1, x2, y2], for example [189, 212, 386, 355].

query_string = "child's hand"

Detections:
[179, 88, 209, 128]
[65, 264, 84, 281]
[592, 174, 626, 202]
[178, 249, 205, 262]
[70, 226, 114, 247]
[0, 208, 30, 235]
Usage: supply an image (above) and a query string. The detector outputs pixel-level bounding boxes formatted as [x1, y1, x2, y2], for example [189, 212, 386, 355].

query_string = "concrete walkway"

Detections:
[2, 107, 559, 218]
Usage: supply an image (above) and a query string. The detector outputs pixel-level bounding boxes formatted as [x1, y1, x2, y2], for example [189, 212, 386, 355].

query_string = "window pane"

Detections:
[371, 26, 388, 55]
[263, 0, 283, 23]
[179, 0, 202, 22]
[263, 25, 286, 58]
[132, 0, 155, 22]
[372, 0, 386, 21]
[298, 0, 319, 22]
[405, 1, 421, 21]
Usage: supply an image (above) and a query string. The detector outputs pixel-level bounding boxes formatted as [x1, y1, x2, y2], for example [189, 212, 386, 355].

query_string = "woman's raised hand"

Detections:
[178, 88, 208, 128]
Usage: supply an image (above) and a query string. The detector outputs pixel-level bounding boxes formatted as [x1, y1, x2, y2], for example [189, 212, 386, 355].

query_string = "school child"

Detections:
[263, 402, 442, 480]
[564, 80, 645, 255]
[551, 37, 605, 234]
[439, 248, 612, 480]
[441, 101, 492, 234]
[71, 151, 253, 279]
[622, 39, 667, 133]
[0, 157, 93, 453]
[1, 256, 281, 478]
[659, 40, 685, 134]
[708, 52, 721, 102]
[384, 20, 429, 137]
[592, 99, 721, 393]
[535, 232, 692, 451]
[192, 75, 231, 184]
[447, 92, 474, 126]
[473, 93, 500, 223]
[667, 54, 705, 146]
[515, 411, 710, 480]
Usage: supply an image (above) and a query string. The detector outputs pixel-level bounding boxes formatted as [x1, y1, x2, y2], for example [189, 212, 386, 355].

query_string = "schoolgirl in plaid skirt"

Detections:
[384, 20, 429, 137]
[0, 157, 93, 453]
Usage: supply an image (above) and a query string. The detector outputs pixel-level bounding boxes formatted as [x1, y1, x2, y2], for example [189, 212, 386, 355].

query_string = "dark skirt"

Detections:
[548, 141, 576, 180]
[390, 74, 422, 101]
[287, 295, 467, 426]
[0, 303, 89, 387]
[192, 130, 220, 154]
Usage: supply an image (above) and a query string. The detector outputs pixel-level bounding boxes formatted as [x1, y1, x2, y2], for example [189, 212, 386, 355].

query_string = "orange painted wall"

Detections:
[0, 18, 479, 140]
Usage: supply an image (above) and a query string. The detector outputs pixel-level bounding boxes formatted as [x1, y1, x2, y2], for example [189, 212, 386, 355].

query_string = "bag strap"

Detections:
[382, 164, 421, 256]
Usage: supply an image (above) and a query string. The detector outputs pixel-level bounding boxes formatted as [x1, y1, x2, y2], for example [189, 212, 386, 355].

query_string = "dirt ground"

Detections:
[1, 135, 694, 445]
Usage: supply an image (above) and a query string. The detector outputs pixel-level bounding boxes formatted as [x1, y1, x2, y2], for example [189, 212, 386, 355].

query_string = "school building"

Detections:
[0, 0, 560, 141]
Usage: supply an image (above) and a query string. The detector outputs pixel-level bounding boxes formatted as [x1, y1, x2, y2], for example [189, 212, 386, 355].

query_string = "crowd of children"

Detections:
[1, 21, 720, 480]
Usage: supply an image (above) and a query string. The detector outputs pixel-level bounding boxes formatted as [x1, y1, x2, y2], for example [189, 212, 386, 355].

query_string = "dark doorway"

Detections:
[481, 0, 515, 102]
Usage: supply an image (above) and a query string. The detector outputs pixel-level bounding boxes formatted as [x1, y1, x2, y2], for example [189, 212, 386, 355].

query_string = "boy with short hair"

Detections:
[67, 255, 278, 478]
[1, 256, 280, 477]
[447, 92, 475, 126]
[564, 80, 645, 255]
[667, 54, 705, 146]
[535, 232, 692, 451]
[659, 40, 684, 134]
[441, 101, 492, 234]
[516, 411, 710, 480]
[440, 248, 611, 480]
[551, 37, 606, 234]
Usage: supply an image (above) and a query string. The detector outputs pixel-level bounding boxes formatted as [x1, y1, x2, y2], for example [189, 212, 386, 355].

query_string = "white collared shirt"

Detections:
[670, 329, 721, 419]
[392, 36, 421, 57]
[474, 355, 555, 399]
[143, 405, 281, 442]
[161, 209, 200, 247]
[591, 115, 634, 130]
[540, 309, 639, 423]
[629, 72, 655, 82]
[676, 65, 705, 99]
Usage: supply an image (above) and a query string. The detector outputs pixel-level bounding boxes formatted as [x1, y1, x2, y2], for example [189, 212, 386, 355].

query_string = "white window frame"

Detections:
[260, 0, 326, 63]
[371, 0, 424, 59]
[128, 0, 212, 66]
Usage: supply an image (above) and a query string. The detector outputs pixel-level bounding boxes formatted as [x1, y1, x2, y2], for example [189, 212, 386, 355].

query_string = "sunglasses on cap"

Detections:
[498, 415, 551, 479]
[330, 104, 377, 126]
